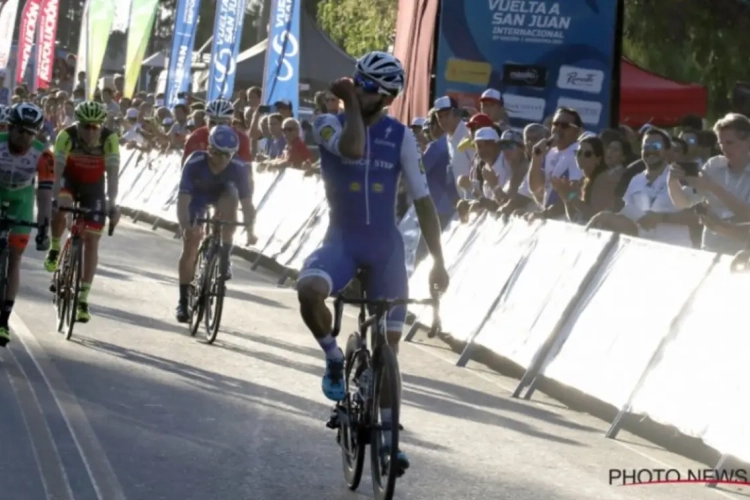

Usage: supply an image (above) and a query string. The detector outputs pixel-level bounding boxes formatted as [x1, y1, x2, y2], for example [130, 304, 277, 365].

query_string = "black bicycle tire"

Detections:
[188, 240, 208, 337]
[203, 252, 225, 345]
[0, 245, 9, 305]
[55, 243, 70, 333]
[64, 240, 82, 341]
[340, 332, 366, 490]
[369, 343, 402, 500]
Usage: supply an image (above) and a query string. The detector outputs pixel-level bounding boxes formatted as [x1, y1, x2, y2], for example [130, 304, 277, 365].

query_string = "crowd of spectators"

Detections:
[413, 88, 750, 259]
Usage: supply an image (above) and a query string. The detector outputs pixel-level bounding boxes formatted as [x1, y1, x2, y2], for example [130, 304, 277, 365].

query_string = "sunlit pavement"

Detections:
[0, 219, 740, 500]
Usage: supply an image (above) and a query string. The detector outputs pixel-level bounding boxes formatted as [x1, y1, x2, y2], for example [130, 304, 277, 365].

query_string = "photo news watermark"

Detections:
[609, 468, 750, 486]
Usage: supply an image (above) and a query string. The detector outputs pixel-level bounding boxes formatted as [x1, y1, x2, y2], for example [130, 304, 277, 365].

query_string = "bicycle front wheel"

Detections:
[0, 245, 10, 305]
[369, 343, 402, 500]
[54, 242, 70, 333]
[64, 241, 82, 341]
[203, 252, 225, 344]
[340, 332, 366, 490]
[188, 241, 208, 337]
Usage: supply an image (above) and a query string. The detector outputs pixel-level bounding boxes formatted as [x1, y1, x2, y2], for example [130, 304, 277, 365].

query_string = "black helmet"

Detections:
[8, 102, 44, 131]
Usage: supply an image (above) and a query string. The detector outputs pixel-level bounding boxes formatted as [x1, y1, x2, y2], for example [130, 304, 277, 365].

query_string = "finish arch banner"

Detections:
[434, 0, 619, 131]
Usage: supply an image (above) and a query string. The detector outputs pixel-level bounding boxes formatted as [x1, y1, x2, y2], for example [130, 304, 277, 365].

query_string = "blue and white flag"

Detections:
[165, 0, 201, 107]
[262, 0, 300, 115]
[206, 0, 246, 101]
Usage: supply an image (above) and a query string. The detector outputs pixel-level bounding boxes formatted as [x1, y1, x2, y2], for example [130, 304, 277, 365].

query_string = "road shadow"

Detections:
[103, 263, 179, 286]
[224, 287, 288, 309]
[223, 329, 321, 360]
[402, 372, 598, 435]
[93, 304, 187, 335]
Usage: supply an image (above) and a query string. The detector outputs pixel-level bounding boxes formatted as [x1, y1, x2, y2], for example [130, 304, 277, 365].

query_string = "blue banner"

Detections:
[206, 0, 247, 102]
[262, 0, 300, 116]
[165, 0, 201, 107]
[434, 0, 619, 131]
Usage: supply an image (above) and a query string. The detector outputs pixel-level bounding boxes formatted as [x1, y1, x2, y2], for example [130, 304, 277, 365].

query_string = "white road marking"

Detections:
[11, 316, 128, 500]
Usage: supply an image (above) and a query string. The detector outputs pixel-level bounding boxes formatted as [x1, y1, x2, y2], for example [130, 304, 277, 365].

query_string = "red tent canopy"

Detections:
[619, 59, 708, 128]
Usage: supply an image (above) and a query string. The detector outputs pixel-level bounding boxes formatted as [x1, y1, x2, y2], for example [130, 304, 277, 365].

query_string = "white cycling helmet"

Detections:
[205, 98, 234, 120]
[8, 102, 44, 130]
[355, 51, 406, 97]
[0, 105, 9, 125]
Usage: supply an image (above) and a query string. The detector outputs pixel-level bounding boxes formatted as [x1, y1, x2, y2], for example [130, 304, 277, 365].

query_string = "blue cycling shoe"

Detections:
[381, 447, 410, 476]
[322, 352, 346, 401]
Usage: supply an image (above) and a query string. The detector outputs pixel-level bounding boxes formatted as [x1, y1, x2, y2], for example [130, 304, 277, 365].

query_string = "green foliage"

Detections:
[316, 0, 398, 56]
[623, 0, 750, 118]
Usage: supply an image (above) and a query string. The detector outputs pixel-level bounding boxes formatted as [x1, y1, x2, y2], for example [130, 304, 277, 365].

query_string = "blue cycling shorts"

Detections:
[298, 226, 408, 332]
[188, 181, 247, 222]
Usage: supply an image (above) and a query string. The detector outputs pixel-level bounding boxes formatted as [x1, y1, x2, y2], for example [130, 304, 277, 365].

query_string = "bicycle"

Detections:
[51, 203, 114, 340]
[0, 201, 42, 304]
[188, 212, 244, 344]
[330, 269, 442, 500]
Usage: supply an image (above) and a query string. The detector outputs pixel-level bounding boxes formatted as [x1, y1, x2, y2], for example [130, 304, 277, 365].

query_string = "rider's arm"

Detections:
[52, 129, 71, 199]
[104, 132, 121, 206]
[313, 112, 363, 160]
[401, 129, 444, 265]
[177, 155, 197, 228]
[35, 149, 55, 227]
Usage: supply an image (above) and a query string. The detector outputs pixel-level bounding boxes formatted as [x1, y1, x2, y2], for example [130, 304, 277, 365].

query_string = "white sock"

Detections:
[318, 334, 343, 361]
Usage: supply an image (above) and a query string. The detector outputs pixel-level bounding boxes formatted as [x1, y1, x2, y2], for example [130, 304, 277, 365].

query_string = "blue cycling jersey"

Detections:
[313, 113, 429, 230]
[179, 150, 251, 201]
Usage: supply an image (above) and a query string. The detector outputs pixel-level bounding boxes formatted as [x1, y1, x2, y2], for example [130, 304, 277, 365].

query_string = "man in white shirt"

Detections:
[527, 107, 583, 219]
[668, 113, 750, 253]
[590, 128, 695, 247]
[434, 95, 474, 197]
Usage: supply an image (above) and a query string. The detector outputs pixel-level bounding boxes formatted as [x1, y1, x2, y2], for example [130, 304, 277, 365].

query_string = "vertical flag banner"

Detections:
[0, 0, 21, 70]
[16, 0, 42, 85]
[35, 0, 61, 90]
[165, 0, 201, 107]
[206, 0, 247, 102]
[75, 0, 91, 94]
[111, 0, 132, 32]
[86, 0, 116, 99]
[123, 0, 159, 97]
[434, 0, 619, 131]
[262, 0, 300, 115]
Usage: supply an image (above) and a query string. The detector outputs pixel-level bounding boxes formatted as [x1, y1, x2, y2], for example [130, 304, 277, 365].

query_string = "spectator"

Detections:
[167, 103, 190, 147]
[256, 114, 272, 158]
[669, 136, 688, 164]
[409, 117, 429, 151]
[0, 70, 8, 106]
[191, 109, 206, 129]
[121, 108, 146, 148]
[679, 129, 702, 164]
[264, 113, 286, 159]
[527, 107, 584, 219]
[101, 88, 120, 129]
[114, 74, 124, 94]
[423, 109, 457, 226]
[274, 100, 293, 119]
[58, 101, 76, 129]
[434, 96, 474, 195]
[314, 90, 340, 115]
[261, 117, 313, 172]
[72, 86, 85, 103]
[246, 87, 262, 109]
[590, 128, 695, 247]
[478, 89, 510, 129]
[552, 136, 620, 223]
[668, 113, 750, 254]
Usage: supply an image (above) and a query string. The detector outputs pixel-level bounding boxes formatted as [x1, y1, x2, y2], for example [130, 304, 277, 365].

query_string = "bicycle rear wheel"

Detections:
[188, 240, 208, 337]
[369, 343, 402, 500]
[339, 332, 366, 490]
[0, 245, 9, 305]
[64, 241, 82, 341]
[203, 252, 225, 345]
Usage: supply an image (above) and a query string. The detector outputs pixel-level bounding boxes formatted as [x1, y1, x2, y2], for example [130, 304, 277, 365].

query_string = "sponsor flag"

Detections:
[165, 0, 202, 107]
[262, 0, 300, 115]
[35, 0, 61, 90]
[0, 0, 21, 70]
[86, 0, 116, 99]
[123, 0, 159, 97]
[206, 0, 247, 102]
[16, 0, 42, 85]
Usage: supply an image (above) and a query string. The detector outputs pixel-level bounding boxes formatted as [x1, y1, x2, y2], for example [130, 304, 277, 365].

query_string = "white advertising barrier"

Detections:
[282, 204, 330, 271]
[434, 217, 542, 343]
[475, 221, 614, 369]
[539, 236, 716, 409]
[621, 255, 750, 458]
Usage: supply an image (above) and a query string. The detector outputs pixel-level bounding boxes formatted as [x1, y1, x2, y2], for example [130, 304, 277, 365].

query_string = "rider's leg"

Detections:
[176, 223, 202, 321]
[215, 184, 239, 276]
[79, 230, 101, 302]
[296, 234, 357, 401]
[45, 193, 73, 272]
[75, 190, 107, 322]
[0, 235, 29, 345]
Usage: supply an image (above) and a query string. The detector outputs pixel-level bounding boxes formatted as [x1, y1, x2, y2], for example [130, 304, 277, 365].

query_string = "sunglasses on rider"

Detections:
[208, 146, 232, 157]
[79, 123, 101, 131]
[354, 73, 383, 95]
[11, 126, 38, 136]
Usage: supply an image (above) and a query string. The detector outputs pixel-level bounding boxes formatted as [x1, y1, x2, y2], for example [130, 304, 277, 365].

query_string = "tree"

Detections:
[316, 0, 397, 56]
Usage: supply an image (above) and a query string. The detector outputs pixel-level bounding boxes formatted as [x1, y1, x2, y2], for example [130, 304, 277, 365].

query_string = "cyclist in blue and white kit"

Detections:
[174, 125, 255, 322]
[296, 51, 450, 472]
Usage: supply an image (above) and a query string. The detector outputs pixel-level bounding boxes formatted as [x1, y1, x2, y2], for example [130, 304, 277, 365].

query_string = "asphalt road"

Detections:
[0, 218, 744, 500]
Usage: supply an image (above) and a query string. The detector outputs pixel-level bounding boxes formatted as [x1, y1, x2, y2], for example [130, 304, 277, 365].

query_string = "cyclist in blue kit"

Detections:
[296, 51, 450, 472]
[174, 125, 255, 323]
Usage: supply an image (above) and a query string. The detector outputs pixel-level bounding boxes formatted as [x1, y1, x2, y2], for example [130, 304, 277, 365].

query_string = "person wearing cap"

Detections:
[409, 117, 429, 150]
[167, 103, 190, 148]
[528, 107, 585, 219]
[274, 100, 293, 119]
[120, 108, 146, 148]
[434, 96, 474, 195]
[479, 89, 510, 128]
[422, 110, 456, 226]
